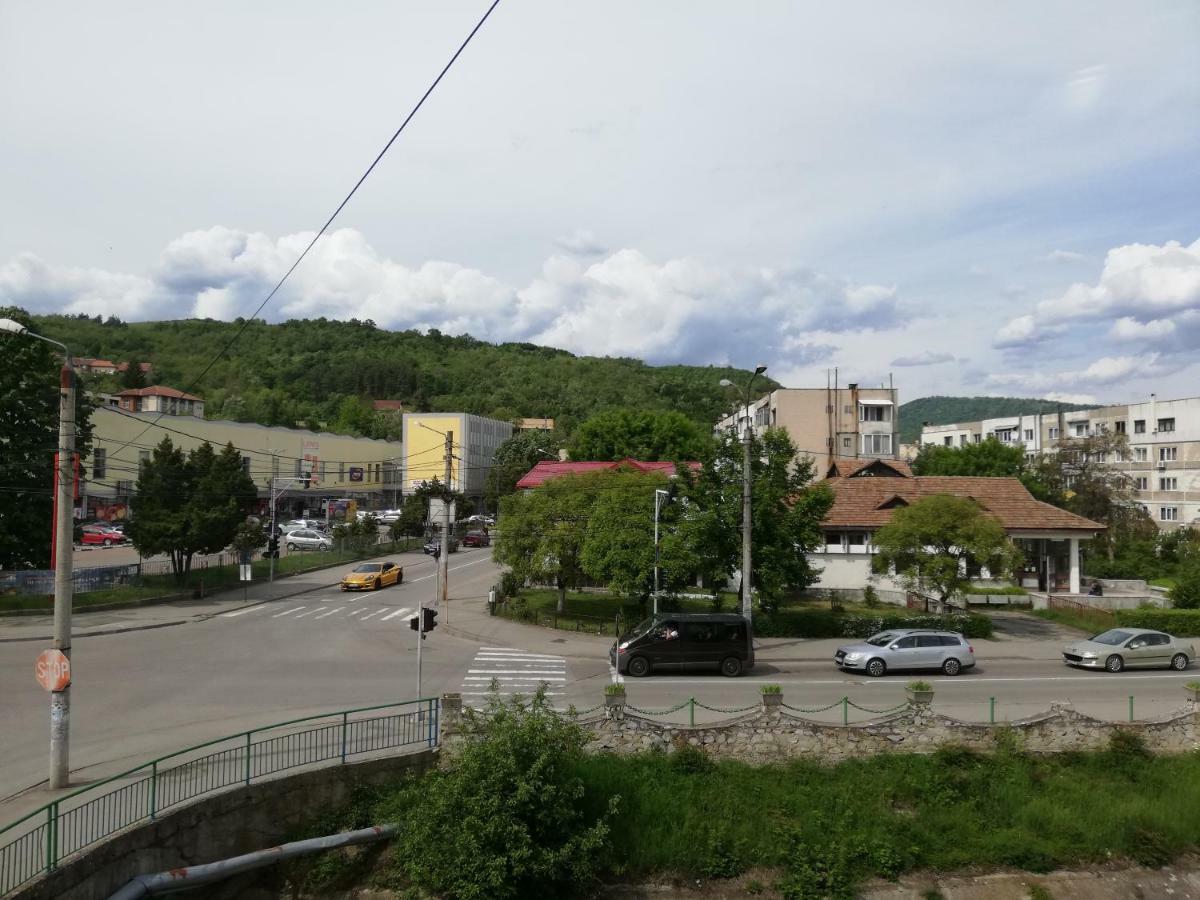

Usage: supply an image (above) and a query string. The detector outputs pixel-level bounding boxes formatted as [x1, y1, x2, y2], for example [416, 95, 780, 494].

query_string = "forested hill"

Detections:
[30, 314, 776, 435]
[897, 395, 1097, 443]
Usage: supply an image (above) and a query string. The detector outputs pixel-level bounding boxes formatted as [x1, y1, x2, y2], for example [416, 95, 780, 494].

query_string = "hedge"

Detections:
[1114, 609, 1200, 637]
[754, 610, 993, 640]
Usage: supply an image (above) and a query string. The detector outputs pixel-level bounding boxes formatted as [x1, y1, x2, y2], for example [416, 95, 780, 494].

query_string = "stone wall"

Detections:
[17, 750, 435, 900]
[440, 693, 1200, 763]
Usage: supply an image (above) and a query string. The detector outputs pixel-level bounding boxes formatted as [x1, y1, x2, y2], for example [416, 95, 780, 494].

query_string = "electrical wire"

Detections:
[103, 0, 504, 463]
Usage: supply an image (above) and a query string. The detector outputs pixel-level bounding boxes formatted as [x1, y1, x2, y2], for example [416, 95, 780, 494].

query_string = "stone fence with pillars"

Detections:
[439, 686, 1200, 763]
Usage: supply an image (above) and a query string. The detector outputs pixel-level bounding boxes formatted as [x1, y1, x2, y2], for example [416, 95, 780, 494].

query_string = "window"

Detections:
[241, 456, 251, 475]
[859, 404, 889, 422]
[842, 436, 851, 449]
[116, 480, 133, 497]
[1160, 477, 1178, 491]
[1049, 426, 1059, 439]
[861, 433, 892, 455]
[1134, 477, 1148, 490]
[916, 636, 944, 648]
[1134, 447, 1148, 462]
[1134, 420, 1146, 434]
[1024, 429, 1034, 441]
[93, 448, 106, 480]
[294, 458, 303, 477]
[943, 436, 952, 447]
[959, 434, 968, 446]
[1073, 423, 1087, 437]
[825, 532, 844, 552]
[995, 428, 1014, 443]
[973, 434, 981, 443]
[1161, 507, 1179, 522]
[1160, 447, 1178, 462]
[1158, 418, 1175, 433]
[846, 533, 866, 551]
[894, 636, 919, 649]
[1115, 421, 1126, 434]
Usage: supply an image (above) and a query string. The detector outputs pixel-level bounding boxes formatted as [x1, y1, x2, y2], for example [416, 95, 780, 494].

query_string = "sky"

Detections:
[1, 1, 1198, 405]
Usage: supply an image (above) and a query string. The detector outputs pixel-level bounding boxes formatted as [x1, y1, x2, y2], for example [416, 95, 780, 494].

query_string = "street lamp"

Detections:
[3, 318, 76, 789]
[720, 365, 768, 622]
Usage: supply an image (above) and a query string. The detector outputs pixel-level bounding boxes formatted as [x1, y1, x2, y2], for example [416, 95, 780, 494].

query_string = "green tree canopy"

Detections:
[911, 437, 1026, 477]
[484, 429, 566, 510]
[870, 494, 1024, 601]
[569, 408, 711, 462]
[0, 307, 94, 569]
[126, 437, 257, 578]
[392, 478, 471, 538]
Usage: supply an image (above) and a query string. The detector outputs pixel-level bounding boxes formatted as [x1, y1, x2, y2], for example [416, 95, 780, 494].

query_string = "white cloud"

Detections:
[986, 354, 1164, 392]
[0, 226, 899, 371]
[1108, 316, 1176, 341]
[890, 350, 954, 367]
[1063, 64, 1109, 113]
[1043, 392, 1099, 404]
[553, 230, 608, 257]
[1045, 250, 1088, 264]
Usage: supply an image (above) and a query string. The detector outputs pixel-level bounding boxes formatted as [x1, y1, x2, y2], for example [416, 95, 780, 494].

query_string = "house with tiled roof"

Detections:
[117, 386, 205, 418]
[813, 464, 1104, 595]
[515, 458, 701, 490]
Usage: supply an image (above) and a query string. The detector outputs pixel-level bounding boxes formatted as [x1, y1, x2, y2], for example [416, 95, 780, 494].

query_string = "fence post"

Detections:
[244, 731, 253, 785]
[989, 697, 995, 724]
[340, 712, 349, 764]
[149, 761, 158, 820]
[1129, 695, 1134, 723]
[842, 696, 849, 726]
[689, 697, 695, 727]
[45, 801, 58, 872]
[429, 698, 439, 747]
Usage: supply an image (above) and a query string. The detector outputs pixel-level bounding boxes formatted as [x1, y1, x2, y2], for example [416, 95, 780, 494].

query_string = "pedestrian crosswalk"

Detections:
[460, 647, 568, 702]
[218, 603, 417, 626]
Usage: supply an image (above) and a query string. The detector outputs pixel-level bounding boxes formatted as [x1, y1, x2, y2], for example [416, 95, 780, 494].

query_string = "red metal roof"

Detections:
[117, 385, 203, 402]
[515, 458, 700, 490]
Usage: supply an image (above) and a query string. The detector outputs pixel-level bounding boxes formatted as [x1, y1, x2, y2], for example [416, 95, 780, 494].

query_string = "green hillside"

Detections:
[897, 395, 1097, 444]
[29, 313, 775, 437]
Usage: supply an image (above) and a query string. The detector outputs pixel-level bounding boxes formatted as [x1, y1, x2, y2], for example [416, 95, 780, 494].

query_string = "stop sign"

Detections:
[35, 649, 71, 692]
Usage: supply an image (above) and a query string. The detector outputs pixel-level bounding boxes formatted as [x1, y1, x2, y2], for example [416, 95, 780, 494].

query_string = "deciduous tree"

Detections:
[570, 408, 710, 462]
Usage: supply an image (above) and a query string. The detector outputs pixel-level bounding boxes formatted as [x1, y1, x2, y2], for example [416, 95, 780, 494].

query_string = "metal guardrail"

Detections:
[0, 698, 438, 897]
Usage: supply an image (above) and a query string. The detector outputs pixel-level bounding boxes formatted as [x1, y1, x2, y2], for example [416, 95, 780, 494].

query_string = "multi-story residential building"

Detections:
[84, 405, 404, 521]
[919, 394, 1200, 530]
[401, 412, 513, 510]
[714, 382, 900, 469]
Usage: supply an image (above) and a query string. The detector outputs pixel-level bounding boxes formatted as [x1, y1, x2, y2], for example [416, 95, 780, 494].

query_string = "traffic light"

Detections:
[422, 608, 438, 633]
[409, 613, 420, 631]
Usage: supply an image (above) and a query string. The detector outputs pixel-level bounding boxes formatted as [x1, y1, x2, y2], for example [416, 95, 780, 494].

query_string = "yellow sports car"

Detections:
[340, 561, 403, 591]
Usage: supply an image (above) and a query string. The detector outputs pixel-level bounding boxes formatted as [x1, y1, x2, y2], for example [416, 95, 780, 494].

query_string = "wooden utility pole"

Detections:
[440, 430, 453, 620]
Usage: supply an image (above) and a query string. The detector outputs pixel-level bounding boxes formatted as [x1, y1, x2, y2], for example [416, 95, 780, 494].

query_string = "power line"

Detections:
[104, 0, 504, 463]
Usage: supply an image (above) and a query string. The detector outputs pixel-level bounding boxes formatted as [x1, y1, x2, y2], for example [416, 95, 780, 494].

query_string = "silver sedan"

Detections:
[1062, 628, 1194, 673]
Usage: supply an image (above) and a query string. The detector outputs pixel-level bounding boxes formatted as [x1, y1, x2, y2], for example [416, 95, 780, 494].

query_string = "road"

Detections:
[3, 561, 1197, 825]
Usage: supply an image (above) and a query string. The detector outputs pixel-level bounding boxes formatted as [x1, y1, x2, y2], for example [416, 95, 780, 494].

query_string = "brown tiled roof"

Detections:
[516, 458, 701, 489]
[822, 475, 1104, 533]
[825, 457, 912, 478]
[118, 385, 203, 401]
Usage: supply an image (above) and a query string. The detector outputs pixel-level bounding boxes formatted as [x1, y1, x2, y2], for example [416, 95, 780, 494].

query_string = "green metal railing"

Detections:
[0, 698, 438, 897]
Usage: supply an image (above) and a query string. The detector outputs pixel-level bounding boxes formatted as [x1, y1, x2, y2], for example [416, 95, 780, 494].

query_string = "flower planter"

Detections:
[1184, 686, 1200, 704]
[761, 692, 783, 708]
[905, 688, 934, 705]
[604, 693, 627, 708]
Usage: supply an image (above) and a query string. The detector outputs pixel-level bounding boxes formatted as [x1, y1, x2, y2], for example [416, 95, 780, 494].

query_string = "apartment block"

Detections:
[401, 412, 513, 509]
[919, 394, 1200, 529]
[715, 382, 900, 469]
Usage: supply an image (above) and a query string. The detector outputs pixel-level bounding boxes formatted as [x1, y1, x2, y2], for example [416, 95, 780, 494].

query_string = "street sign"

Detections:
[35, 649, 71, 692]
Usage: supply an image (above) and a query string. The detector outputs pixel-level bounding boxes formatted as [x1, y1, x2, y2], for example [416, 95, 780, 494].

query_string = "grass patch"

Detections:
[1031, 607, 1115, 635]
[1150, 578, 1177, 591]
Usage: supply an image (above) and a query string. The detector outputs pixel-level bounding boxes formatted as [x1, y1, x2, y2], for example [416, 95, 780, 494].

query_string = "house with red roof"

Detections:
[117, 386, 205, 418]
[515, 458, 701, 490]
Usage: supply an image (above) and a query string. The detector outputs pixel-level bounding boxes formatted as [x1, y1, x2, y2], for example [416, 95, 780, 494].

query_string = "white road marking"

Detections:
[272, 607, 305, 618]
[314, 607, 345, 619]
[468, 668, 566, 675]
[464, 675, 566, 682]
[344, 608, 365, 617]
[293, 608, 320, 618]
[359, 609, 387, 621]
[462, 691, 563, 697]
[476, 652, 566, 661]
[407, 555, 494, 583]
[221, 605, 263, 618]
[381, 607, 413, 622]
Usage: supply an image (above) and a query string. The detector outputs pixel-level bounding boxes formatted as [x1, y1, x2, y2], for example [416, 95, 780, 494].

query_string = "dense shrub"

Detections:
[753, 611, 992, 639]
[1114, 609, 1200, 636]
[1170, 558, 1200, 609]
[378, 689, 618, 899]
[963, 584, 1028, 595]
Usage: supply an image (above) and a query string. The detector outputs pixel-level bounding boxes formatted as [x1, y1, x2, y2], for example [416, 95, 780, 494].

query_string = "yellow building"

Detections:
[401, 412, 513, 509]
[85, 407, 403, 520]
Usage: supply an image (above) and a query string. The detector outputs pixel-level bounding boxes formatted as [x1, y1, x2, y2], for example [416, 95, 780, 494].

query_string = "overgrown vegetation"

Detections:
[1114, 609, 1200, 636]
[898, 396, 1095, 444]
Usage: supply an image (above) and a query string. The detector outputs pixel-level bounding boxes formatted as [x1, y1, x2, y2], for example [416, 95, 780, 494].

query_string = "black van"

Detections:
[609, 613, 754, 677]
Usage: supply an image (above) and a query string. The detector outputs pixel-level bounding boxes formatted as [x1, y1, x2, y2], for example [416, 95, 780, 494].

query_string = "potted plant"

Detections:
[760, 684, 783, 707]
[604, 682, 627, 708]
[1184, 681, 1200, 703]
[905, 680, 934, 704]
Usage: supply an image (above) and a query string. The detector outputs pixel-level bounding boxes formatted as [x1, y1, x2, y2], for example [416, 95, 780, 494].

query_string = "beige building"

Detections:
[85, 406, 403, 521]
[516, 417, 555, 432]
[714, 383, 900, 469]
[919, 393, 1200, 530]
[401, 412, 513, 509]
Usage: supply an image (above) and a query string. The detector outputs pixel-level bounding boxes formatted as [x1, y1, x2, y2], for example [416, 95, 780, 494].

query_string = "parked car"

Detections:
[611, 613, 754, 677]
[80, 524, 127, 547]
[283, 518, 329, 533]
[422, 536, 460, 555]
[461, 530, 491, 548]
[284, 529, 333, 551]
[834, 629, 975, 677]
[378, 510, 402, 525]
[340, 561, 403, 591]
[1062, 628, 1194, 672]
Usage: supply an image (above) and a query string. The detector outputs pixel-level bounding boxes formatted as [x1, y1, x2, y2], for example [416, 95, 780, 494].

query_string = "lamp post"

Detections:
[720, 365, 768, 622]
[1, 317, 76, 789]
[653, 488, 670, 615]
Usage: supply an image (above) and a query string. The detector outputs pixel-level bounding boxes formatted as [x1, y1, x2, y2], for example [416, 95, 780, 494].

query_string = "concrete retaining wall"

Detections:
[16, 751, 434, 900]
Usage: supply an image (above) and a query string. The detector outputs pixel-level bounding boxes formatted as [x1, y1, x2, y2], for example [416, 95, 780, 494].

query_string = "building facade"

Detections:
[116, 386, 205, 418]
[919, 394, 1200, 530]
[85, 406, 403, 521]
[401, 412, 513, 509]
[714, 383, 900, 469]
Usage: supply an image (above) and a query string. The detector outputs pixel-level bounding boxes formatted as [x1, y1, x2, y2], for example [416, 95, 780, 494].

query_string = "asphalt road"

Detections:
[3, 560, 1197, 825]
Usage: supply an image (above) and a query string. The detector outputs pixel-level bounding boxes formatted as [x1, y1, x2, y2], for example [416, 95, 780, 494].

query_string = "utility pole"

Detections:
[51, 361, 75, 789]
[440, 430, 453, 620]
[653, 488, 669, 616]
[721, 365, 767, 623]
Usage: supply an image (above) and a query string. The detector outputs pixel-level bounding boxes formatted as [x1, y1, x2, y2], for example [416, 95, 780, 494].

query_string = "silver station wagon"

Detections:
[834, 629, 976, 678]
[1062, 628, 1194, 673]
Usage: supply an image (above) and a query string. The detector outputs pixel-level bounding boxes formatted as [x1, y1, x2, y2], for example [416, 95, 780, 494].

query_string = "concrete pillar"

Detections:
[1069, 538, 1080, 595]
[439, 693, 462, 744]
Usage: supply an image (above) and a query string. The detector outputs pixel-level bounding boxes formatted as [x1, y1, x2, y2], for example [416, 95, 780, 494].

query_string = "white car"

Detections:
[284, 529, 333, 551]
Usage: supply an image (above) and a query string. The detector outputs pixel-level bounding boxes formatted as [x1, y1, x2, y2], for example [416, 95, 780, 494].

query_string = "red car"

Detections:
[461, 530, 491, 548]
[81, 525, 127, 547]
